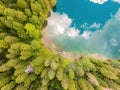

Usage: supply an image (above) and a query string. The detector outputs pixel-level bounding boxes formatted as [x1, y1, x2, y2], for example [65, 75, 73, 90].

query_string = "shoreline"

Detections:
[41, 29, 108, 61]
[41, 29, 62, 52]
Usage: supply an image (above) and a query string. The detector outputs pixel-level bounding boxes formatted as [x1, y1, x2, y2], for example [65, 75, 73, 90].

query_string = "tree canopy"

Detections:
[0, 0, 120, 90]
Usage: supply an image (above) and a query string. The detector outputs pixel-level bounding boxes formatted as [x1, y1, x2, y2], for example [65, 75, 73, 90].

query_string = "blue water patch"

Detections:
[55, 0, 120, 32]
[46, 0, 120, 59]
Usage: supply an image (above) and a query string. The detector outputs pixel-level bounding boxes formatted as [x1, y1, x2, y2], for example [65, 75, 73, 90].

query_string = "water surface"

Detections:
[46, 0, 120, 59]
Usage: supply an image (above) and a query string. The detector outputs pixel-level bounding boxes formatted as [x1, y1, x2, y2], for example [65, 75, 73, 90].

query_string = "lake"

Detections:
[46, 0, 120, 59]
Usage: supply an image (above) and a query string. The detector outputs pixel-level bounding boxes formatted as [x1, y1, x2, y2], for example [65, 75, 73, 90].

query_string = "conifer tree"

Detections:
[61, 74, 69, 89]
[1, 81, 16, 90]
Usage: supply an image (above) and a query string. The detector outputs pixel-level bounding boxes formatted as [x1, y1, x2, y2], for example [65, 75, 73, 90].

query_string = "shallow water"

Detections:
[46, 0, 120, 59]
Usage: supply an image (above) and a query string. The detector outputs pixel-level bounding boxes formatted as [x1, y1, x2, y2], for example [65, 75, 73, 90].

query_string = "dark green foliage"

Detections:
[0, 0, 120, 90]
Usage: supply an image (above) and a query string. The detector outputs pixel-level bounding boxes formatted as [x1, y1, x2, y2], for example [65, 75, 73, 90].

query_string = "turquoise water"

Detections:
[56, 0, 119, 33]
[46, 0, 120, 59]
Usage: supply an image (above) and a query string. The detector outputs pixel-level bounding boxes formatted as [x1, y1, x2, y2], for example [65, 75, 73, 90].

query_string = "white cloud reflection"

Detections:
[46, 8, 120, 59]
[89, 0, 108, 4]
[89, 0, 120, 4]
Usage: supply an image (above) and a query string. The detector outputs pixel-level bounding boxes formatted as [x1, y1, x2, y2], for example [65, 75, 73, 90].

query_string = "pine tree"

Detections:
[24, 23, 40, 39]
[15, 11, 27, 22]
[75, 63, 85, 77]
[41, 68, 48, 79]
[24, 9, 32, 17]
[15, 84, 28, 90]
[16, 0, 29, 9]
[44, 59, 51, 67]
[105, 79, 120, 90]
[78, 78, 89, 90]
[30, 1, 43, 15]
[31, 56, 44, 67]
[111, 60, 120, 69]
[4, 36, 18, 45]
[100, 67, 118, 80]
[61, 74, 69, 90]
[56, 66, 64, 81]
[24, 74, 37, 87]
[49, 0, 57, 7]
[68, 79, 77, 90]
[15, 73, 28, 83]
[34, 64, 44, 75]
[0, 5, 5, 15]
[86, 73, 99, 86]
[50, 60, 59, 70]
[20, 43, 32, 60]
[29, 15, 41, 25]
[0, 58, 20, 72]
[0, 77, 11, 87]
[42, 78, 49, 86]
[68, 68, 75, 79]
[40, 85, 48, 90]
[48, 68, 55, 80]
[80, 58, 96, 72]
[95, 75, 109, 87]
[6, 43, 21, 59]
[1, 81, 16, 90]
[0, 40, 8, 49]
[14, 61, 30, 69]
[14, 66, 26, 76]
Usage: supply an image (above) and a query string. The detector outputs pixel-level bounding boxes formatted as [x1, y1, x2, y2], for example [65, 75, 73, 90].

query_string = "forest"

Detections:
[0, 0, 120, 90]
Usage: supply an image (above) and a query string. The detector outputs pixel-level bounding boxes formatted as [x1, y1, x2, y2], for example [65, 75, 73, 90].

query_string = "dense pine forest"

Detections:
[0, 0, 120, 90]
